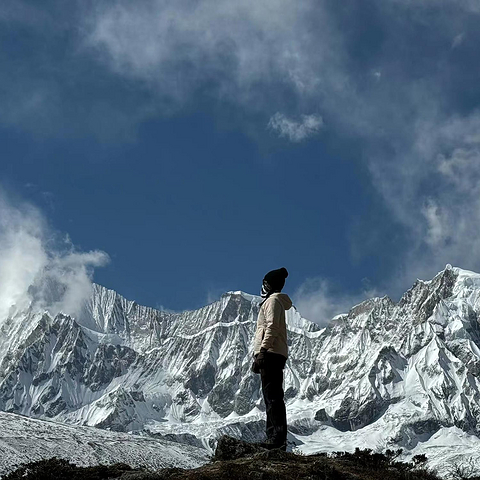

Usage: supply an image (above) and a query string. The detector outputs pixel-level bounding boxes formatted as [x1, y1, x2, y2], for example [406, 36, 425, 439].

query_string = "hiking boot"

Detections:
[260, 438, 287, 451]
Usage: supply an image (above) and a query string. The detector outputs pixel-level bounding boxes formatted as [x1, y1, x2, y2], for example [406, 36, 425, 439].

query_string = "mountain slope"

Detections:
[3, 436, 444, 480]
[2, 266, 480, 475]
[0, 411, 208, 477]
[0, 286, 320, 434]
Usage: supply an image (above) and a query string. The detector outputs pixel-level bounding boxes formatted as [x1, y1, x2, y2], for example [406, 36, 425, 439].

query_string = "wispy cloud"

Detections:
[0, 190, 109, 321]
[2, 0, 480, 301]
[366, 110, 480, 292]
[0, 0, 55, 29]
[206, 285, 231, 305]
[268, 113, 323, 142]
[82, 0, 344, 109]
[452, 33, 465, 49]
[293, 277, 379, 327]
[383, 0, 480, 12]
[154, 303, 178, 314]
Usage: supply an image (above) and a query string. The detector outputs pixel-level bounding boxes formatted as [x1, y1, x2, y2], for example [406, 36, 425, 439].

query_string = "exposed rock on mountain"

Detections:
[2, 266, 480, 475]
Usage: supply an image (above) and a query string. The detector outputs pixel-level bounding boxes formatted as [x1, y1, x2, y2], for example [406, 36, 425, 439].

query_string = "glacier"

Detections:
[2, 265, 480, 476]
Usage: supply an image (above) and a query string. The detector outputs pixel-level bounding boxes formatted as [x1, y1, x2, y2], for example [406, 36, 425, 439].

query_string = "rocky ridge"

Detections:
[1, 266, 480, 475]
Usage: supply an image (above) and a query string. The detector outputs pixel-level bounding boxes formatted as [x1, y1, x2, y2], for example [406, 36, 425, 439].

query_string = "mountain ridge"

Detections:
[2, 265, 480, 475]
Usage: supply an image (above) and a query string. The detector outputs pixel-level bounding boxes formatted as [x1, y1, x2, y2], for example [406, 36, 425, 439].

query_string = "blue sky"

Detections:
[1, 0, 480, 323]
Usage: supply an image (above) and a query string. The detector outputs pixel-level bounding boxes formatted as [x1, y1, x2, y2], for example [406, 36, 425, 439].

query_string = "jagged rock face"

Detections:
[3, 266, 480, 470]
[301, 267, 473, 433]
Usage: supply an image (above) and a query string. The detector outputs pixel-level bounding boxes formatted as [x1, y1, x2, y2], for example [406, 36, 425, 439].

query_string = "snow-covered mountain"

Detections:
[2, 265, 480, 475]
[0, 282, 316, 438]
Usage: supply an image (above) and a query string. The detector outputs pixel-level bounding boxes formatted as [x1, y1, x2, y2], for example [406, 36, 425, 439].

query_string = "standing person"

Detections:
[252, 267, 292, 451]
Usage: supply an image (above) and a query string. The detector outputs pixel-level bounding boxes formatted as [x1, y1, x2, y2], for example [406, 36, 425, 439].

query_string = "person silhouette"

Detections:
[252, 267, 291, 451]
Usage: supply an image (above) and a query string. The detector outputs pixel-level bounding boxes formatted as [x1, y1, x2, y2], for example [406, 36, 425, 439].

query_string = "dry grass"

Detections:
[3, 436, 445, 480]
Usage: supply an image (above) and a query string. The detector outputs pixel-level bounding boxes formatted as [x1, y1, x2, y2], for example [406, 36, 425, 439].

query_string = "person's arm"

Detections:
[260, 297, 282, 350]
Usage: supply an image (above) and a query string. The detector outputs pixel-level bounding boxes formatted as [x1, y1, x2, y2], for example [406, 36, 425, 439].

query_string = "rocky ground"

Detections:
[4, 436, 472, 480]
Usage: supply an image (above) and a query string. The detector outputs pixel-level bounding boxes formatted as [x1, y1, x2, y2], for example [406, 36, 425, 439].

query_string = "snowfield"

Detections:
[0, 411, 209, 477]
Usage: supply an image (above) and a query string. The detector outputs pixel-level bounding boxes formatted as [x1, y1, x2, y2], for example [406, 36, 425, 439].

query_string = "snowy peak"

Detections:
[79, 285, 320, 346]
[397, 265, 457, 325]
[2, 266, 480, 473]
[78, 283, 156, 339]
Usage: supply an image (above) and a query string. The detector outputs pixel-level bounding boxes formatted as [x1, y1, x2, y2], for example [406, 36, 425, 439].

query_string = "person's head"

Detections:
[261, 267, 288, 298]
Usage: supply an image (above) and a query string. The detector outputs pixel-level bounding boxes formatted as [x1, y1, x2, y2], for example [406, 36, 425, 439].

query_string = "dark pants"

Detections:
[260, 352, 287, 444]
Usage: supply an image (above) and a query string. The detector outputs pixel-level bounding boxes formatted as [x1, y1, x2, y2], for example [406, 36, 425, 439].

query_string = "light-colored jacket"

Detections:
[253, 293, 292, 358]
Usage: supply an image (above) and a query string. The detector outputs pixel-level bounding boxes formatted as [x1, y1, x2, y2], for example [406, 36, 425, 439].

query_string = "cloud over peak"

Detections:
[0, 191, 109, 321]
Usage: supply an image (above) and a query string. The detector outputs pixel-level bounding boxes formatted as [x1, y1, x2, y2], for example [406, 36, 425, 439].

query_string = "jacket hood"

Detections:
[270, 292, 293, 310]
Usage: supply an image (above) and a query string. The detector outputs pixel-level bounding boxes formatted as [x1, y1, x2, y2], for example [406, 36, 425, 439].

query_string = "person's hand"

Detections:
[255, 347, 268, 369]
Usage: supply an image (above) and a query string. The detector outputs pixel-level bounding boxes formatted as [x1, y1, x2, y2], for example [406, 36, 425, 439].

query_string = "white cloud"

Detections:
[421, 200, 448, 248]
[82, 0, 343, 108]
[384, 0, 480, 13]
[268, 113, 323, 142]
[452, 33, 465, 49]
[293, 277, 379, 327]
[0, 191, 109, 321]
[3, 0, 480, 302]
[366, 110, 480, 292]
[154, 304, 177, 314]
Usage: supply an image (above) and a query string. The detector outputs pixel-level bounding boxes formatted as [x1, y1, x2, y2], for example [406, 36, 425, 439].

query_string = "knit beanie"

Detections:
[263, 267, 289, 293]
